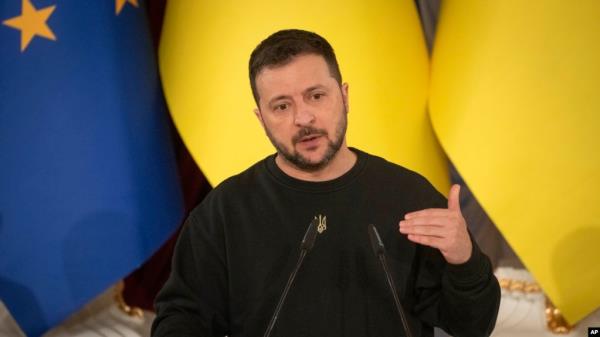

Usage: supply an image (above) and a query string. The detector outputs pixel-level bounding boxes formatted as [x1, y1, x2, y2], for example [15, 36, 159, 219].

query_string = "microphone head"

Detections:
[368, 224, 386, 256]
[300, 218, 319, 251]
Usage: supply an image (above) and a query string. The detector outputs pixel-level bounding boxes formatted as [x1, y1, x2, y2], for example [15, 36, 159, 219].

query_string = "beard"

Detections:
[265, 106, 348, 173]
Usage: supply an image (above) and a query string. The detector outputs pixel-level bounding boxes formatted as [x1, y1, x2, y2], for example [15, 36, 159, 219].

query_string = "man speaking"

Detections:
[152, 29, 500, 337]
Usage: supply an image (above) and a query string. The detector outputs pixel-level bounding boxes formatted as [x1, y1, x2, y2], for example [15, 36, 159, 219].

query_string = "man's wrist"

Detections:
[445, 242, 491, 288]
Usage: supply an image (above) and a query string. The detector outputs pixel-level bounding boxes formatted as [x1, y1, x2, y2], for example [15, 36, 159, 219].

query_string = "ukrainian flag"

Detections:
[430, 0, 600, 323]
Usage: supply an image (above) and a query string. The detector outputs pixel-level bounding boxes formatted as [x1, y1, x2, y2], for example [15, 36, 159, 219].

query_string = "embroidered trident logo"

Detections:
[315, 214, 327, 234]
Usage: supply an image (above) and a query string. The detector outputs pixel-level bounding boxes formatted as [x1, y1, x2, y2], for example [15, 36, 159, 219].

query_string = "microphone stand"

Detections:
[368, 224, 414, 337]
[263, 218, 319, 337]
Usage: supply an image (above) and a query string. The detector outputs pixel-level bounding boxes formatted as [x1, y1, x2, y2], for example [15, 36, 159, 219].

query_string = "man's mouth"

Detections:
[299, 135, 321, 143]
[293, 127, 327, 146]
[296, 134, 324, 149]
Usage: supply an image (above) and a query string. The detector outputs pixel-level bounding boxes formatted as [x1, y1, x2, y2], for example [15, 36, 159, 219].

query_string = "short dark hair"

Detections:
[249, 29, 343, 105]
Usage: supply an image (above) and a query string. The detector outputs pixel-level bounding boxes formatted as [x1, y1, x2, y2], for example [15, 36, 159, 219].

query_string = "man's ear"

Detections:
[341, 82, 349, 113]
[254, 107, 265, 128]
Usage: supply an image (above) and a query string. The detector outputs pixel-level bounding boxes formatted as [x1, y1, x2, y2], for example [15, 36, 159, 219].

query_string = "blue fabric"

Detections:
[0, 1, 184, 335]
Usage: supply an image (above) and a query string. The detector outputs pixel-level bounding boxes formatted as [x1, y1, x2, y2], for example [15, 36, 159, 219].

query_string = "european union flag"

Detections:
[0, 1, 184, 335]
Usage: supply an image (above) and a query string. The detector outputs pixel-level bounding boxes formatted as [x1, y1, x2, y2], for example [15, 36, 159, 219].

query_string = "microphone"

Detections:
[368, 224, 414, 337]
[263, 218, 319, 337]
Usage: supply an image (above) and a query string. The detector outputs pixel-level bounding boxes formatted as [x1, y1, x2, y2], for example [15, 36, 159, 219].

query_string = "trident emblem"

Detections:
[315, 214, 327, 234]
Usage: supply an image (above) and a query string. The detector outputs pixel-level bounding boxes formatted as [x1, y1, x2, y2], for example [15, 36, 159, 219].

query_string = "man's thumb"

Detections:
[448, 184, 461, 212]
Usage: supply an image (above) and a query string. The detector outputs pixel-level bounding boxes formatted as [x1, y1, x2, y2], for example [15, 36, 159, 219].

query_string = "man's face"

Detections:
[254, 54, 349, 172]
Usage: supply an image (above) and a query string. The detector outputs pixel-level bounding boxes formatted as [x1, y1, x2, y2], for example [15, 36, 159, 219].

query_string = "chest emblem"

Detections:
[315, 214, 327, 234]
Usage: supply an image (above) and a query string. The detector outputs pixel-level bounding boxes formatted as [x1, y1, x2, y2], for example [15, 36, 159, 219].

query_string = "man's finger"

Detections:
[448, 184, 461, 212]
[406, 234, 443, 249]
[400, 224, 446, 238]
[400, 217, 451, 228]
[404, 208, 449, 219]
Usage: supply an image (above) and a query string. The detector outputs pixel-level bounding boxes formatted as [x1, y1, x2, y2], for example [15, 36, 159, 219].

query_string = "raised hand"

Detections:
[399, 184, 472, 265]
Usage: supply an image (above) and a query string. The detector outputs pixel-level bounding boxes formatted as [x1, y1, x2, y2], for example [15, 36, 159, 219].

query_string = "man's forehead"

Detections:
[254, 54, 339, 107]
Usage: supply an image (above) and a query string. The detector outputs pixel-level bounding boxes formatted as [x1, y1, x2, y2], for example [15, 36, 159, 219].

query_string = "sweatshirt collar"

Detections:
[264, 147, 368, 193]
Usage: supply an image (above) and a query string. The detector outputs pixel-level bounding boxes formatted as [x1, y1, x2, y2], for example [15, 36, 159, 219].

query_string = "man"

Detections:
[152, 29, 500, 337]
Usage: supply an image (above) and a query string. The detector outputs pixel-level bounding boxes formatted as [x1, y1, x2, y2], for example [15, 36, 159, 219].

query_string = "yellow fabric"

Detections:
[159, 0, 448, 192]
[429, 1, 600, 323]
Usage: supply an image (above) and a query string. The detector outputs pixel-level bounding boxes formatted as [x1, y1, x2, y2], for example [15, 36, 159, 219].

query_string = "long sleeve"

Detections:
[442, 240, 500, 336]
[411, 178, 501, 337]
[413, 239, 500, 337]
[151, 201, 230, 337]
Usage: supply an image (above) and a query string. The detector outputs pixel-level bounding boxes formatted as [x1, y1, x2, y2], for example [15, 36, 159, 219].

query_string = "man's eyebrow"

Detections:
[267, 85, 328, 106]
[268, 94, 292, 106]
[304, 84, 327, 93]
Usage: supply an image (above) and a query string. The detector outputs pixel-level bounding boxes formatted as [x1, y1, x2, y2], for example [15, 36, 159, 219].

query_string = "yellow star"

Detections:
[3, 0, 56, 52]
[116, 0, 139, 15]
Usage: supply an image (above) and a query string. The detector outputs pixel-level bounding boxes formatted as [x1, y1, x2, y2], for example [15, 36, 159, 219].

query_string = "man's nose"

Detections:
[294, 101, 315, 126]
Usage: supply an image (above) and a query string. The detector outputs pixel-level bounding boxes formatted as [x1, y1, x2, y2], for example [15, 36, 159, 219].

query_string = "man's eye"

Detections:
[312, 93, 324, 100]
[275, 103, 288, 111]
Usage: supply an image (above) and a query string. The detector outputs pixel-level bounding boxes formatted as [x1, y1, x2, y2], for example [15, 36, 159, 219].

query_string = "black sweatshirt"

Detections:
[152, 148, 500, 337]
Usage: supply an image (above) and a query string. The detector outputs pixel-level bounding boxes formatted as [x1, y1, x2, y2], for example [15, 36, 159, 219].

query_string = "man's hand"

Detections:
[399, 184, 472, 265]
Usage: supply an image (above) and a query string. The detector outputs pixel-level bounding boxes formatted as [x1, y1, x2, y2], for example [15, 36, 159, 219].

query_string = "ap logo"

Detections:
[589, 327, 600, 336]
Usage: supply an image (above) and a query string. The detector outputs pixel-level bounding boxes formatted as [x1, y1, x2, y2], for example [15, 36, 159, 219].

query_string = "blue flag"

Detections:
[0, 1, 184, 335]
